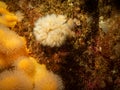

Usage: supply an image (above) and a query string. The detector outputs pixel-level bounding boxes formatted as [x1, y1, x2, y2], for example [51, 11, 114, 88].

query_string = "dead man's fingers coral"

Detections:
[0, 70, 33, 90]
[0, 26, 28, 69]
[13, 57, 64, 90]
[13, 56, 37, 78]
[0, 1, 18, 28]
[34, 64, 64, 90]
[0, 1, 7, 9]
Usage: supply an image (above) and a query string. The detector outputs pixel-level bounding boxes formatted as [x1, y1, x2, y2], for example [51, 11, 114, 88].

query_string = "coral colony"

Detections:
[0, 1, 64, 90]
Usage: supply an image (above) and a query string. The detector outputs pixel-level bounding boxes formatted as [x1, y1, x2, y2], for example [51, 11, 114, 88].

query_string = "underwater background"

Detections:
[0, 0, 120, 90]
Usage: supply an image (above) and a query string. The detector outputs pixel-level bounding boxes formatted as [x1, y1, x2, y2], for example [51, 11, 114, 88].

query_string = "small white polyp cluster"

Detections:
[33, 14, 74, 47]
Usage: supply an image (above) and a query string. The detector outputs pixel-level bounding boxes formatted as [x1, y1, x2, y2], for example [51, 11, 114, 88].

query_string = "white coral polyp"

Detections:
[33, 14, 74, 47]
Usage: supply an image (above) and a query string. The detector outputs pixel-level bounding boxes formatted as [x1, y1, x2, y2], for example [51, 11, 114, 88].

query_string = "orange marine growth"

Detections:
[0, 1, 18, 28]
[0, 28, 29, 69]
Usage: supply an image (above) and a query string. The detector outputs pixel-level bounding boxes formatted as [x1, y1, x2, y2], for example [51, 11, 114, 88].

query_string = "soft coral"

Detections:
[0, 1, 18, 28]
